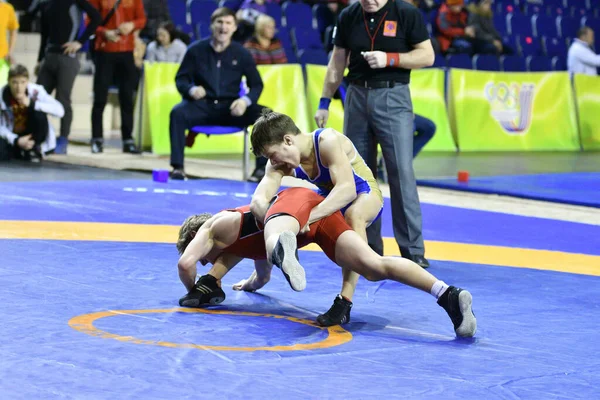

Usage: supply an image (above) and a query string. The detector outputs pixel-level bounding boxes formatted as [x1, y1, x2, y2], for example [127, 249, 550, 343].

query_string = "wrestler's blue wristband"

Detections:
[318, 97, 331, 110]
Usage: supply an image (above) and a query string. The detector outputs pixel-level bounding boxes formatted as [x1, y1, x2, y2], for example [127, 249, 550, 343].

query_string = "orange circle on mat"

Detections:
[68, 308, 353, 351]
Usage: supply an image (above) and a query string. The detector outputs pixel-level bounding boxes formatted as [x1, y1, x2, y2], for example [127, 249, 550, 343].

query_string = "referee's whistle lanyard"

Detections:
[363, 10, 389, 51]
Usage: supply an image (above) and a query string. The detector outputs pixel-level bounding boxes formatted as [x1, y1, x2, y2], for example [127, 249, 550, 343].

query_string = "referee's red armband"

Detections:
[386, 53, 401, 67]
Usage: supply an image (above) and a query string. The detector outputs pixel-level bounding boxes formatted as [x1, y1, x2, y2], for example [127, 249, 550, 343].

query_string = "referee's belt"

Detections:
[350, 80, 400, 89]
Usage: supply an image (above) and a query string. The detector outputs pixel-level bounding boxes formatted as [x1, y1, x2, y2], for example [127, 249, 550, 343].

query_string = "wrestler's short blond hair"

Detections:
[176, 213, 213, 255]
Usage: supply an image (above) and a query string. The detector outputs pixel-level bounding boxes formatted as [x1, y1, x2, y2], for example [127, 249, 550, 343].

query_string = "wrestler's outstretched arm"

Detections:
[250, 161, 287, 223]
[232, 259, 273, 292]
[177, 219, 217, 292]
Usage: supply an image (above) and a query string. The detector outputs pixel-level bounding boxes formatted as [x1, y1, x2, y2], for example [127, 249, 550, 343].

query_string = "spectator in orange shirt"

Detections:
[244, 15, 288, 65]
[87, 0, 147, 154]
[0, 0, 19, 66]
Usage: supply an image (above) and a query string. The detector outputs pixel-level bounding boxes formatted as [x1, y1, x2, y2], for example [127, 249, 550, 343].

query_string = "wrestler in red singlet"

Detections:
[221, 187, 352, 262]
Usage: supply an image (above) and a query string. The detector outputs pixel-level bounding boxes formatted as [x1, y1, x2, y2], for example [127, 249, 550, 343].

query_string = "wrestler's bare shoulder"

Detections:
[207, 210, 243, 243]
[318, 128, 355, 158]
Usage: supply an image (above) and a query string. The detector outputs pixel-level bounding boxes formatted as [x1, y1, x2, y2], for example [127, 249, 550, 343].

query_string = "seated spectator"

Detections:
[235, 0, 267, 43]
[169, 8, 267, 181]
[0, 64, 65, 162]
[568, 26, 600, 76]
[146, 22, 187, 63]
[436, 0, 473, 54]
[139, 0, 170, 43]
[467, 0, 505, 55]
[437, 0, 498, 55]
[244, 15, 287, 65]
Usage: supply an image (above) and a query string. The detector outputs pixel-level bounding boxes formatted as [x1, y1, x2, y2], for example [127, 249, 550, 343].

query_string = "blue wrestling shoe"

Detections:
[271, 231, 306, 292]
[437, 286, 477, 337]
[179, 274, 225, 307]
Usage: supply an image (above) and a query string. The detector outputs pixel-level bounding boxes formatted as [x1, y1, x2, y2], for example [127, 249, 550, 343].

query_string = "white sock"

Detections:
[430, 281, 449, 299]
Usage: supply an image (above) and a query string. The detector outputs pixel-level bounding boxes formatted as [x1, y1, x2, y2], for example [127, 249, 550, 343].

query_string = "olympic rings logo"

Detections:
[484, 81, 536, 134]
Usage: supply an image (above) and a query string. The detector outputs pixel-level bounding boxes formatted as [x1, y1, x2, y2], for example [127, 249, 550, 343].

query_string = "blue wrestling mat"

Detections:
[418, 172, 600, 208]
[1, 178, 599, 399]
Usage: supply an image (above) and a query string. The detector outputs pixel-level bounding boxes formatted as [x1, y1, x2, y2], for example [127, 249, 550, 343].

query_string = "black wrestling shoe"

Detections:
[170, 169, 186, 180]
[437, 286, 477, 337]
[271, 231, 306, 292]
[317, 295, 352, 327]
[122, 139, 140, 154]
[91, 139, 103, 154]
[179, 274, 226, 307]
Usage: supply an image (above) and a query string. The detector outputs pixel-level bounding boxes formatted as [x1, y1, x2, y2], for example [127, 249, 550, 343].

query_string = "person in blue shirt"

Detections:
[249, 108, 384, 326]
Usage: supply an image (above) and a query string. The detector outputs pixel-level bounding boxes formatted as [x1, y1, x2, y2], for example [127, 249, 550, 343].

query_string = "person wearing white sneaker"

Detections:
[176, 187, 477, 337]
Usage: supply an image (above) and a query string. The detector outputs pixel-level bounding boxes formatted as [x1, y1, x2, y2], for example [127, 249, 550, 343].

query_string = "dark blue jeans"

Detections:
[413, 114, 436, 157]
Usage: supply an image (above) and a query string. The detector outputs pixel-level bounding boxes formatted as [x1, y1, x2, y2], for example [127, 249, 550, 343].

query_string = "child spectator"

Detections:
[0, 64, 64, 162]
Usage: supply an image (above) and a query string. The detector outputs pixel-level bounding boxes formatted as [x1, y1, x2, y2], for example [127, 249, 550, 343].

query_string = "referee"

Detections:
[315, 0, 434, 268]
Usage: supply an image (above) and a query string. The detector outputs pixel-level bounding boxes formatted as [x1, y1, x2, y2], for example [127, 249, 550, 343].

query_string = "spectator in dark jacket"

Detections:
[467, 0, 505, 54]
[169, 8, 267, 181]
[35, 0, 102, 154]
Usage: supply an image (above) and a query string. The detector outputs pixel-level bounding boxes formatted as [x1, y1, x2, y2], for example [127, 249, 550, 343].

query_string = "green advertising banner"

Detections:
[305, 64, 346, 133]
[143, 62, 310, 155]
[0, 59, 9, 87]
[410, 68, 456, 151]
[573, 74, 600, 150]
[451, 69, 580, 151]
[305, 65, 456, 151]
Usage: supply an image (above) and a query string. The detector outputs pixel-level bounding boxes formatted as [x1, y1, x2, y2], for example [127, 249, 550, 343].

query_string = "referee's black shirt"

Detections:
[333, 0, 430, 84]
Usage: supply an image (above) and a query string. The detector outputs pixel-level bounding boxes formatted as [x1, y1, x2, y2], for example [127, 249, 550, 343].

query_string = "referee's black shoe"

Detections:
[179, 274, 226, 307]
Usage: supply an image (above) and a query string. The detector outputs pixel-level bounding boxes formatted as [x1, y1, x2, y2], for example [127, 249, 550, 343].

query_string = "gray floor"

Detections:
[0, 160, 148, 182]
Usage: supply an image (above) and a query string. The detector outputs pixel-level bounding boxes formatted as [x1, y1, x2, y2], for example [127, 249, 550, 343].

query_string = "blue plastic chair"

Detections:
[189, 126, 251, 180]
[527, 55, 552, 71]
[533, 15, 559, 38]
[446, 54, 472, 70]
[190, 0, 217, 30]
[544, 37, 567, 57]
[501, 55, 527, 72]
[168, 0, 193, 37]
[298, 48, 328, 65]
[473, 55, 500, 71]
[552, 56, 567, 71]
[282, 1, 313, 29]
[558, 16, 580, 38]
[265, 2, 283, 27]
[509, 14, 534, 37]
[292, 27, 323, 51]
[518, 35, 543, 56]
